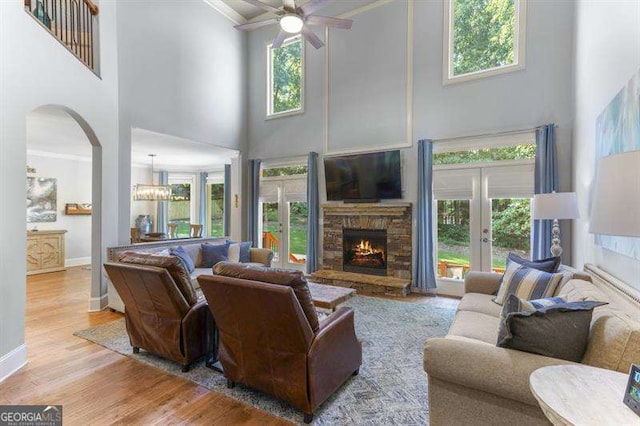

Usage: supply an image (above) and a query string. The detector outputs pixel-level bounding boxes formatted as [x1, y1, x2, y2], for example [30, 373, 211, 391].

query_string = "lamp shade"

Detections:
[533, 192, 580, 220]
[589, 150, 640, 237]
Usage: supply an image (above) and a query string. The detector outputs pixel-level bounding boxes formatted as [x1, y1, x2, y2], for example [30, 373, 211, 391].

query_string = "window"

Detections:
[168, 182, 192, 237]
[433, 143, 535, 165]
[206, 174, 225, 237]
[444, 0, 526, 84]
[267, 35, 304, 118]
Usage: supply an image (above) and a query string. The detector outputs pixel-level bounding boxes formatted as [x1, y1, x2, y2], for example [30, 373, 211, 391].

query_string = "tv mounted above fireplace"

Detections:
[324, 150, 402, 202]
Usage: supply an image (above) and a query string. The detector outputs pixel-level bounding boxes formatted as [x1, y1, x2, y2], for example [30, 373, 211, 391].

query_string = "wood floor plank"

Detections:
[1, 267, 291, 426]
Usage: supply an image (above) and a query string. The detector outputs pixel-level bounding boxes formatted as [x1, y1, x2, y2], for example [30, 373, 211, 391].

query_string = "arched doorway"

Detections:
[26, 105, 103, 310]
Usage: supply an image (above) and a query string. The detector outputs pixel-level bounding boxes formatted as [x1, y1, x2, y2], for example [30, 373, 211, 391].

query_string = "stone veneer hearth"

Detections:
[321, 202, 412, 282]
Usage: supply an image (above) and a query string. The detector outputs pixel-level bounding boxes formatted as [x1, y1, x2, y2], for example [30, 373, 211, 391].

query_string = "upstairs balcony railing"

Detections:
[24, 0, 99, 72]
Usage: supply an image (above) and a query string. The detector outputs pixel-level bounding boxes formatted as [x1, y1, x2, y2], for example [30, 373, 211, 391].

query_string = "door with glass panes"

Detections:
[259, 177, 308, 270]
[433, 163, 534, 283]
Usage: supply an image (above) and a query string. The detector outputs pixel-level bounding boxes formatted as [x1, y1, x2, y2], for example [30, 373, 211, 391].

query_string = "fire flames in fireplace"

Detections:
[351, 240, 385, 266]
[343, 229, 387, 275]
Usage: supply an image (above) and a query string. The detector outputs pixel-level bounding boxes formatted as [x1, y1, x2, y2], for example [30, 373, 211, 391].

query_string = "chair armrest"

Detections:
[464, 271, 503, 295]
[307, 307, 362, 410]
[249, 248, 274, 267]
[181, 300, 215, 361]
[423, 337, 578, 406]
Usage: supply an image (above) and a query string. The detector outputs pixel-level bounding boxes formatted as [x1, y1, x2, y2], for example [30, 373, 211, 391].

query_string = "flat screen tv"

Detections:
[324, 150, 402, 201]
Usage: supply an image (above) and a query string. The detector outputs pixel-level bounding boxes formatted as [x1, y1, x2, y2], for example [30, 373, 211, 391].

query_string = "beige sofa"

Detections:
[424, 264, 640, 425]
[106, 237, 273, 312]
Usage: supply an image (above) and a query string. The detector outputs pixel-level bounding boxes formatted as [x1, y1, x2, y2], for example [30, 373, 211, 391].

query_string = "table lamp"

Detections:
[533, 192, 580, 257]
[589, 150, 640, 237]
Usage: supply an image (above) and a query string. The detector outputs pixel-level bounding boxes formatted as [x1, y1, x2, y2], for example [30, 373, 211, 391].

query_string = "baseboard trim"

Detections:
[0, 344, 28, 383]
[66, 257, 91, 267]
[88, 294, 108, 312]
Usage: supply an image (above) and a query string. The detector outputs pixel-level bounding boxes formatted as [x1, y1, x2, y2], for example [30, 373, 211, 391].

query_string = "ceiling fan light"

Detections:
[280, 14, 303, 34]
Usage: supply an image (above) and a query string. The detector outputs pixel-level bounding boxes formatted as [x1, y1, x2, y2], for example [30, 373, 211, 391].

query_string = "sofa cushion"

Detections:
[582, 306, 640, 373]
[213, 262, 320, 332]
[507, 252, 561, 273]
[497, 294, 607, 362]
[201, 242, 230, 268]
[457, 293, 503, 318]
[555, 278, 609, 302]
[170, 246, 195, 273]
[448, 310, 500, 344]
[118, 251, 198, 305]
[493, 261, 567, 305]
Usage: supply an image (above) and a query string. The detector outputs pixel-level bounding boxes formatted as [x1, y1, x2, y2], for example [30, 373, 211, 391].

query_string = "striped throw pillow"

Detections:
[493, 261, 567, 306]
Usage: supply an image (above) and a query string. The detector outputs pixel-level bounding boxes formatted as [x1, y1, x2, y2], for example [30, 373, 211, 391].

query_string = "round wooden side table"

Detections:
[529, 364, 638, 425]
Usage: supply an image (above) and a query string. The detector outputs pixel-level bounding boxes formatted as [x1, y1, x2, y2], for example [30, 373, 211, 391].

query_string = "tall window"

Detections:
[267, 36, 304, 118]
[206, 174, 225, 237]
[444, 0, 526, 84]
[168, 175, 194, 237]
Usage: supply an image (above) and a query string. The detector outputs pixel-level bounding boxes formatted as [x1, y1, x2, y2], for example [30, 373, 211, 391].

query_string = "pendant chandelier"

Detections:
[133, 154, 172, 201]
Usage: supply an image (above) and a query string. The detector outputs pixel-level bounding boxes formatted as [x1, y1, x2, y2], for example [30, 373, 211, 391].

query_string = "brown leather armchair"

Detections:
[198, 274, 362, 424]
[104, 262, 215, 372]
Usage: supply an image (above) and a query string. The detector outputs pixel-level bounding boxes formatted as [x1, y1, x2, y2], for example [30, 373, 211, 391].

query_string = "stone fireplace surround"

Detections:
[320, 202, 412, 282]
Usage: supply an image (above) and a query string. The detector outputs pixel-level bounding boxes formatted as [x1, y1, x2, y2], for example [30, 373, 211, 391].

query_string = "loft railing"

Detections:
[24, 0, 99, 72]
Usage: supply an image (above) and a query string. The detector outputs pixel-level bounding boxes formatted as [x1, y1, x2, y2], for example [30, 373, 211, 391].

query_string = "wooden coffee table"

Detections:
[308, 282, 356, 311]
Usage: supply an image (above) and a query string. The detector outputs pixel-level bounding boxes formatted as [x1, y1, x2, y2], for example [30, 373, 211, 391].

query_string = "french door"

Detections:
[259, 177, 307, 271]
[433, 163, 534, 282]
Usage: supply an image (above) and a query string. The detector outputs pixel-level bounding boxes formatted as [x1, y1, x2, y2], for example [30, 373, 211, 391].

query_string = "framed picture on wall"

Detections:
[595, 69, 640, 260]
[26, 177, 57, 223]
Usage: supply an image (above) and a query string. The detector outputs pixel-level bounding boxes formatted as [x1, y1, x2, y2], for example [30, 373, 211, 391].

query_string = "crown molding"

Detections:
[203, 0, 248, 25]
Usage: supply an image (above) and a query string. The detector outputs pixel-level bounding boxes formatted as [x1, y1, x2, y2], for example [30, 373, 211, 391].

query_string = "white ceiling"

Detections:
[26, 106, 237, 171]
[131, 128, 238, 171]
[219, 0, 282, 20]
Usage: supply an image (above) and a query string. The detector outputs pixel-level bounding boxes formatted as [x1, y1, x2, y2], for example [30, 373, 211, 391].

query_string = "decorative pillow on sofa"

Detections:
[201, 242, 230, 268]
[118, 251, 198, 305]
[506, 252, 561, 273]
[497, 293, 607, 362]
[493, 261, 567, 305]
[213, 261, 319, 332]
[227, 241, 253, 263]
[170, 246, 195, 273]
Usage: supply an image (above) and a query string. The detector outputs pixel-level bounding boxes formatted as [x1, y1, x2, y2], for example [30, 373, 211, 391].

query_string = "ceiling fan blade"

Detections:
[282, 0, 296, 13]
[235, 18, 279, 31]
[241, 0, 283, 15]
[302, 26, 324, 49]
[300, 0, 329, 16]
[305, 15, 352, 30]
[272, 29, 289, 49]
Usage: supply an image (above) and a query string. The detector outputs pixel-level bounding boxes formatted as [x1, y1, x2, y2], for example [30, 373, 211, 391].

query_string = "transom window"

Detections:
[444, 0, 527, 84]
[267, 35, 304, 118]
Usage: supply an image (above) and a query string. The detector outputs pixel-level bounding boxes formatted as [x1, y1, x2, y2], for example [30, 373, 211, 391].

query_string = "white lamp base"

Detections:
[550, 218, 563, 257]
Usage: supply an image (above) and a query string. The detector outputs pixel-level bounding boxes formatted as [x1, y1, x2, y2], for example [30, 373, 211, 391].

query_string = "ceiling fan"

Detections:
[234, 0, 353, 49]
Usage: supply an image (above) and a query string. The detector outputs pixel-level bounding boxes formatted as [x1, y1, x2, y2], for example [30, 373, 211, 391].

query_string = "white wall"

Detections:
[116, 0, 248, 243]
[247, 0, 576, 279]
[27, 154, 92, 266]
[0, 0, 120, 372]
[572, 0, 640, 289]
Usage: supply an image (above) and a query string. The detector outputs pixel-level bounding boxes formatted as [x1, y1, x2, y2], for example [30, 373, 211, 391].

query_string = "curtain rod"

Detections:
[433, 124, 557, 144]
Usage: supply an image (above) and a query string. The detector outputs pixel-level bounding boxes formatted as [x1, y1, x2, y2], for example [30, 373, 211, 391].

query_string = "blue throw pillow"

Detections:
[507, 252, 561, 273]
[169, 246, 195, 274]
[497, 293, 607, 362]
[201, 243, 230, 268]
[238, 241, 253, 263]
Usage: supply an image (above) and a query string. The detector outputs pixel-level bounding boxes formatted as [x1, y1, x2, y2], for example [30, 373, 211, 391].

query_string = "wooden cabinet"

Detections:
[27, 230, 67, 275]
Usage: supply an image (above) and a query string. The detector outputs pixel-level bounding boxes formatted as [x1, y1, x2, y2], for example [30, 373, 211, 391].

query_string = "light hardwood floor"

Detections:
[0, 267, 289, 425]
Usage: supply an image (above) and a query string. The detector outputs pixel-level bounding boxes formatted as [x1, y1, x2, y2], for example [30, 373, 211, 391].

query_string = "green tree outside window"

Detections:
[270, 38, 302, 115]
[452, 0, 517, 76]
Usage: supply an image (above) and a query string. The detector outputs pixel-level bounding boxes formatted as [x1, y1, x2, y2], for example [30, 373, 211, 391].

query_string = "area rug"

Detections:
[74, 296, 456, 425]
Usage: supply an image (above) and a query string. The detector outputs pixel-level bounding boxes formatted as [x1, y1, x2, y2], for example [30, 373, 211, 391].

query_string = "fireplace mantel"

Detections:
[321, 202, 411, 216]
